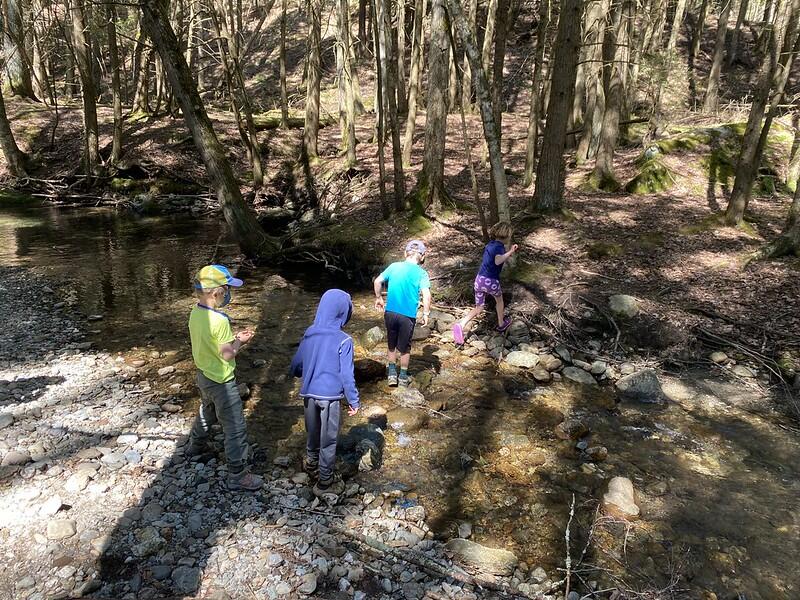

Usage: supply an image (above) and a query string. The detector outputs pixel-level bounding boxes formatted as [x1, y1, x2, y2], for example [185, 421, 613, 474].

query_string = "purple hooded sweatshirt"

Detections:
[290, 289, 360, 409]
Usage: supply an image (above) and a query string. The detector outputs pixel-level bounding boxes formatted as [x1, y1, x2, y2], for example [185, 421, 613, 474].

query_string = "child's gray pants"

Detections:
[190, 371, 248, 472]
[304, 397, 341, 481]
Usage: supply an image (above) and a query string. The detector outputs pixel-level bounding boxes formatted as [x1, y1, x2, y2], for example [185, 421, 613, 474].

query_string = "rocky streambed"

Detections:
[2, 204, 799, 600]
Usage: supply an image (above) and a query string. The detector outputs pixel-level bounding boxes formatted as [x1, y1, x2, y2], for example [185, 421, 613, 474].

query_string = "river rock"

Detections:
[586, 446, 608, 462]
[562, 367, 598, 386]
[505, 351, 539, 369]
[47, 519, 77, 540]
[608, 295, 640, 318]
[172, 566, 201, 594]
[100, 452, 126, 469]
[392, 387, 425, 407]
[615, 368, 667, 404]
[298, 572, 318, 595]
[709, 351, 729, 364]
[387, 407, 428, 432]
[555, 419, 589, 440]
[602, 477, 640, 520]
[445, 539, 518, 576]
[590, 361, 607, 375]
[431, 310, 456, 333]
[2, 450, 31, 466]
[0, 413, 13, 429]
[732, 365, 755, 378]
[539, 354, 563, 371]
[116, 433, 138, 446]
[532, 367, 552, 383]
[158, 366, 175, 376]
[458, 522, 473, 539]
[412, 326, 431, 341]
[363, 326, 384, 349]
[40, 495, 65, 516]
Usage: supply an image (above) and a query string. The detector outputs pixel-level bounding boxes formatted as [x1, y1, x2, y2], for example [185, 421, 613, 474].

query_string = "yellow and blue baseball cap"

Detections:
[194, 265, 244, 289]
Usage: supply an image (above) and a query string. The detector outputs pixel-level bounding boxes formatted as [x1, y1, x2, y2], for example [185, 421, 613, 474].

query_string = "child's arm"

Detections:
[421, 288, 432, 326]
[289, 342, 304, 378]
[219, 329, 253, 361]
[339, 339, 360, 415]
[373, 275, 386, 310]
[494, 244, 519, 266]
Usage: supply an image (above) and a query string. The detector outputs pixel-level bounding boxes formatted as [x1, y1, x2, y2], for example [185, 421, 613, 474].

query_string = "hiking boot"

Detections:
[302, 456, 319, 478]
[226, 469, 264, 491]
[496, 317, 512, 333]
[313, 472, 345, 496]
[387, 366, 399, 387]
[398, 372, 411, 387]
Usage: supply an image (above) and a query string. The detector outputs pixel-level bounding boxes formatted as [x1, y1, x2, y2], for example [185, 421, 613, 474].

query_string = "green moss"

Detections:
[586, 241, 624, 259]
[148, 178, 201, 196]
[507, 259, 559, 286]
[407, 214, 432, 235]
[581, 170, 621, 193]
[635, 232, 665, 250]
[679, 214, 727, 235]
[110, 178, 144, 192]
[625, 158, 674, 194]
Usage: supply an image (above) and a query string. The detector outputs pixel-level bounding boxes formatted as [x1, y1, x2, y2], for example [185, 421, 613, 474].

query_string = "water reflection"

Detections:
[0, 201, 237, 318]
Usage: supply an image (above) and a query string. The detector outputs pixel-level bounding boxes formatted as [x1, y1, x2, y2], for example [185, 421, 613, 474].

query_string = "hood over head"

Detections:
[311, 289, 353, 329]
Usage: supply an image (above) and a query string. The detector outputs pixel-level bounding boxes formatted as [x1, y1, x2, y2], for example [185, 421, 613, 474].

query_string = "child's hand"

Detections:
[348, 406, 359, 416]
[236, 329, 254, 344]
[510, 244, 519, 254]
[374, 296, 385, 311]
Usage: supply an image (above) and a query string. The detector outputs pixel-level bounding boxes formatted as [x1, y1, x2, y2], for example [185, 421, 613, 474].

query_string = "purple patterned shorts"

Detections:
[474, 275, 502, 306]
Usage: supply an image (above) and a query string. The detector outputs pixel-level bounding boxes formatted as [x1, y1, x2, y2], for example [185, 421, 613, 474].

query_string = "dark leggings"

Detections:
[384, 310, 416, 354]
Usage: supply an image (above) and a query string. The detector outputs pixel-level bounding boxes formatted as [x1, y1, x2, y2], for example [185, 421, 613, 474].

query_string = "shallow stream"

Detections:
[2, 198, 799, 599]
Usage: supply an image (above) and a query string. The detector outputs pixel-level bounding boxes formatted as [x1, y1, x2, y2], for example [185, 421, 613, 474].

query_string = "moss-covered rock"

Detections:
[582, 170, 621, 193]
[507, 259, 559, 287]
[625, 157, 673, 194]
[406, 214, 432, 235]
[586, 241, 624, 259]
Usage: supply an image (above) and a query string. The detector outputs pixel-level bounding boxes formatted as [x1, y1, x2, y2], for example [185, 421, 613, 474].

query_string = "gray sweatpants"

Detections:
[189, 372, 248, 472]
[304, 397, 341, 481]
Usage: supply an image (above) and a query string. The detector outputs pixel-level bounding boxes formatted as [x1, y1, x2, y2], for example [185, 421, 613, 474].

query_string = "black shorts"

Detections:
[384, 311, 416, 354]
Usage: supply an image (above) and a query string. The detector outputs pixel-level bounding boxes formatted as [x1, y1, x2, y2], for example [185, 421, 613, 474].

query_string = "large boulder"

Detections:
[430, 310, 456, 333]
[412, 325, 431, 341]
[602, 477, 640, 520]
[445, 538, 519, 576]
[362, 326, 385, 349]
[608, 294, 640, 318]
[386, 407, 428, 432]
[615, 369, 667, 404]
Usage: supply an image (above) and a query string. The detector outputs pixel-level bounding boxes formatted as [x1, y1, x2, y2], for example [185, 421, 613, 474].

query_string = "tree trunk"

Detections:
[280, 0, 289, 127]
[359, 0, 368, 56]
[69, 0, 99, 175]
[702, 0, 733, 112]
[786, 113, 800, 188]
[337, 0, 357, 165]
[0, 84, 27, 176]
[523, 0, 551, 184]
[374, 0, 390, 138]
[107, 3, 123, 164]
[689, 0, 709, 64]
[447, 0, 510, 222]
[371, 0, 390, 217]
[531, 0, 581, 212]
[576, 0, 607, 164]
[419, 0, 450, 213]
[304, 0, 323, 159]
[727, 0, 749, 66]
[401, 0, 428, 167]
[31, 4, 51, 103]
[383, 0, 407, 209]
[481, 0, 498, 76]
[3, 0, 35, 98]
[666, 0, 688, 54]
[589, 0, 628, 190]
[398, 0, 408, 114]
[140, 0, 273, 256]
[133, 43, 153, 114]
[487, 0, 511, 222]
[726, 0, 796, 225]
[461, 0, 477, 110]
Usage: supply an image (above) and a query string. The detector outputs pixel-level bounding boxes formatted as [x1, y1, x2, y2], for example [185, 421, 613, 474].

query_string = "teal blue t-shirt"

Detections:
[380, 261, 431, 318]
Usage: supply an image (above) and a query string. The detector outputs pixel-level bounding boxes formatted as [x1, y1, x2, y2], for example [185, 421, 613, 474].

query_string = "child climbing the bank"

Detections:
[374, 240, 432, 387]
[453, 222, 518, 345]
[186, 265, 263, 491]
[290, 289, 360, 496]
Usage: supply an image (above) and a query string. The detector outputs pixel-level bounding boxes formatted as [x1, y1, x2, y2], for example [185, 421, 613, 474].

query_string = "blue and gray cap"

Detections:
[405, 239, 427, 255]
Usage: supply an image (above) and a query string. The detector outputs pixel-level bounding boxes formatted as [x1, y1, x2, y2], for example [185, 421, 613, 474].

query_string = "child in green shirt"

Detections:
[186, 264, 263, 491]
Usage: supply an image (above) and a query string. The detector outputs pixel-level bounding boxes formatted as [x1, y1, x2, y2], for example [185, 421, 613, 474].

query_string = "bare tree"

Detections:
[2, 0, 36, 98]
[576, 0, 608, 165]
[523, 0, 551, 184]
[280, 0, 289, 127]
[531, 0, 582, 212]
[336, 0, 357, 165]
[382, 0, 407, 210]
[68, 0, 99, 175]
[401, 0, 427, 167]
[727, 0, 750, 66]
[304, 0, 323, 159]
[702, 0, 734, 112]
[140, 0, 275, 257]
[0, 83, 27, 176]
[107, 3, 123, 164]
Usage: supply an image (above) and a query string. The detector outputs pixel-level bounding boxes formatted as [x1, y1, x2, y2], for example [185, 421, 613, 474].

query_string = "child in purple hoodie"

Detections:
[290, 289, 360, 496]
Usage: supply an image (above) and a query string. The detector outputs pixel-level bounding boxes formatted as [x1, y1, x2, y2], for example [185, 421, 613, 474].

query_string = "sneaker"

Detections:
[398, 372, 411, 387]
[496, 317, 512, 333]
[302, 456, 319, 478]
[313, 472, 345, 496]
[452, 323, 465, 345]
[387, 367, 399, 387]
[226, 470, 264, 491]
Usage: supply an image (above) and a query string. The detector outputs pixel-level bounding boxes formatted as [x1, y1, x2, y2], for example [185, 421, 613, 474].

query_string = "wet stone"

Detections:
[446, 538, 519, 576]
[562, 367, 598, 386]
[615, 368, 667, 404]
[603, 476, 640, 521]
[555, 419, 589, 441]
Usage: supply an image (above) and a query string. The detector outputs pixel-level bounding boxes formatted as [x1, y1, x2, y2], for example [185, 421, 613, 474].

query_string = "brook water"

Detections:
[2, 198, 798, 599]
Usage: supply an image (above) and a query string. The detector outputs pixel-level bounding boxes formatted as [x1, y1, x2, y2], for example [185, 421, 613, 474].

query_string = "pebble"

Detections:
[46, 519, 77, 540]
[0, 413, 14, 429]
[158, 366, 176, 376]
[2, 450, 31, 466]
